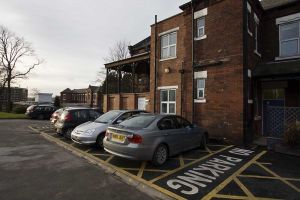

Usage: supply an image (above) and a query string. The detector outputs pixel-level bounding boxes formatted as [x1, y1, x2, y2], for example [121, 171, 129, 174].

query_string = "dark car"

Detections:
[25, 105, 57, 120]
[54, 107, 101, 138]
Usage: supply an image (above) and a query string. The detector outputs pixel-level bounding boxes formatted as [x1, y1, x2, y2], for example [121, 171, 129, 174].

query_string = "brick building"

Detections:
[0, 87, 28, 102]
[104, 0, 300, 144]
[61, 85, 101, 108]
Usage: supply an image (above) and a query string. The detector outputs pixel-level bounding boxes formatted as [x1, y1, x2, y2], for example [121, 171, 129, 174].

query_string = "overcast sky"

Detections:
[0, 0, 188, 96]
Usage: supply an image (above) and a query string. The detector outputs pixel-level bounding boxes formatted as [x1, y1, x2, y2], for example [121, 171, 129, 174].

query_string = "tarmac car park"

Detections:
[28, 116, 300, 200]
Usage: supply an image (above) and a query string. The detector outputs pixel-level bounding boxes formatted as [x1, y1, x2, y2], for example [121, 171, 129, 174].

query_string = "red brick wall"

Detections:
[150, 0, 245, 143]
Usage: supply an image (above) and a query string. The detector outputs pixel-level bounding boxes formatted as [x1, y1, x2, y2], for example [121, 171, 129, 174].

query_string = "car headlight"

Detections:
[83, 129, 95, 136]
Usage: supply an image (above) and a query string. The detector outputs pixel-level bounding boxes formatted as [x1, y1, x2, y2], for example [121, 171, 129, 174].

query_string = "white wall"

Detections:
[35, 93, 52, 103]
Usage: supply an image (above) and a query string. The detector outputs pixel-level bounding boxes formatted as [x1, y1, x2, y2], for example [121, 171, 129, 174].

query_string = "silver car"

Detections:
[103, 114, 208, 166]
[71, 110, 147, 147]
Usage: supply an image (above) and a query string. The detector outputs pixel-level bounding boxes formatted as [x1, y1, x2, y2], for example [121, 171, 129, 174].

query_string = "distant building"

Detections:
[60, 85, 101, 108]
[35, 93, 53, 104]
[0, 87, 28, 102]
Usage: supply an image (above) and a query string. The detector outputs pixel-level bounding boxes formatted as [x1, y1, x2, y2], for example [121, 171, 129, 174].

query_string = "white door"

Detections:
[138, 98, 146, 110]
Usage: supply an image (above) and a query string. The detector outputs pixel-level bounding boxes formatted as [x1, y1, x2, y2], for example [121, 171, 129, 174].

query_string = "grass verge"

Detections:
[0, 112, 28, 119]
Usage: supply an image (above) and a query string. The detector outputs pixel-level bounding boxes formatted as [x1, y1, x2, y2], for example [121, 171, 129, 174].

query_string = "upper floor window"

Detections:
[196, 17, 205, 38]
[254, 13, 261, 56]
[194, 8, 208, 40]
[279, 20, 300, 57]
[161, 32, 177, 59]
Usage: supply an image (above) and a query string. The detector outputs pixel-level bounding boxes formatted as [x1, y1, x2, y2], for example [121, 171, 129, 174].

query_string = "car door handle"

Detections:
[163, 133, 168, 136]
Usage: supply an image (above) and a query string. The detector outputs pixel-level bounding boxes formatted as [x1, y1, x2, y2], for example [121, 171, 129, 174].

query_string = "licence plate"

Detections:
[111, 133, 126, 143]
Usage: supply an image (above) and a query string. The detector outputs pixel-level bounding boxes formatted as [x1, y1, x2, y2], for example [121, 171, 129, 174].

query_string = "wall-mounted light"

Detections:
[164, 67, 170, 73]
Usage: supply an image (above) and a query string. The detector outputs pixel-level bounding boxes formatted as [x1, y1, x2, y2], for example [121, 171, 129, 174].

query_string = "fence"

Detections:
[265, 106, 300, 138]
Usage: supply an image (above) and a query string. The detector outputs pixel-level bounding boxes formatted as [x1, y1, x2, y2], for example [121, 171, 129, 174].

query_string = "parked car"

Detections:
[71, 110, 147, 147]
[25, 105, 57, 120]
[55, 107, 101, 138]
[103, 114, 208, 166]
[50, 108, 64, 125]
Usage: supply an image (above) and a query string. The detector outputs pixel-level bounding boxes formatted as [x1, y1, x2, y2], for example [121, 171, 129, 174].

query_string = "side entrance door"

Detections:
[262, 89, 285, 136]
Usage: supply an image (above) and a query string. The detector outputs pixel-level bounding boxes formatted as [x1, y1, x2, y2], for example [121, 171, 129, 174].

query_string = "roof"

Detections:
[104, 52, 150, 68]
[61, 88, 72, 93]
[72, 88, 87, 93]
[260, 0, 299, 10]
[128, 36, 150, 53]
[253, 59, 300, 77]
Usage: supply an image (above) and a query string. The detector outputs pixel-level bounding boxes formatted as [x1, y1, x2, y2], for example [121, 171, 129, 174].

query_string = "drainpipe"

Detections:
[106, 68, 109, 112]
[180, 62, 184, 116]
[243, 0, 249, 146]
[191, 0, 195, 123]
[154, 15, 158, 113]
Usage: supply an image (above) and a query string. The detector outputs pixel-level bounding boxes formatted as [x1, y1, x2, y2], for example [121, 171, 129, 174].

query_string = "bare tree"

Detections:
[29, 88, 40, 98]
[0, 25, 43, 111]
[96, 39, 130, 85]
[103, 40, 130, 63]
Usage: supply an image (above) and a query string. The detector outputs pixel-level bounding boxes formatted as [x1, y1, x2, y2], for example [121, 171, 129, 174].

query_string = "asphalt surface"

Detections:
[0, 119, 153, 200]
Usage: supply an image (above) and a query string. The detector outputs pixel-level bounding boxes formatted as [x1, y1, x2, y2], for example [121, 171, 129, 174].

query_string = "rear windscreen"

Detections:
[119, 115, 156, 128]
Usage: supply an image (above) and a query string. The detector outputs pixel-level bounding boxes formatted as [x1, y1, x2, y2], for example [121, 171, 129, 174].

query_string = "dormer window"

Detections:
[279, 21, 300, 57]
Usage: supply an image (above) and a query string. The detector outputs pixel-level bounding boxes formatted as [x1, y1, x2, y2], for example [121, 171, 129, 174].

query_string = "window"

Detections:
[196, 17, 205, 38]
[254, 13, 260, 56]
[247, 2, 252, 36]
[279, 20, 300, 57]
[160, 89, 176, 114]
[158, 117, 177, 130]
[175, 116, 191, 128]
[196, 79, 205, 99]
[161, 32, 177, 59]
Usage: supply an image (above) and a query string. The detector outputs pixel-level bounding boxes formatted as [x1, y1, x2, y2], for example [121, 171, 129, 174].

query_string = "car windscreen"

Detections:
[119, 115, 156, 128]
[94, 111, 121, 124]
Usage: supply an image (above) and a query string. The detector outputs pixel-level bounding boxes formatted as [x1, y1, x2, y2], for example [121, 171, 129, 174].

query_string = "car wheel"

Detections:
[152, 144, 168, 166]
[37, 114, 44, 120]
[64, 128, 73, 139]
[200, 133, 208, 149]
[96, 133, 105, 148]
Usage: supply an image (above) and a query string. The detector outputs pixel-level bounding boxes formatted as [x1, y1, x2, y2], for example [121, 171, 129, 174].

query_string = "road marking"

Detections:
[179, 155, 184, 167]
[92, 153, 110, 157]
[258, 162, 272, 165]
[214, 194, 283, 200]
[206, 146, 213, 154]
[121, 167, 170, 173]
[238, 174, 300, 181]
[149, 145, 233, 183]
[85, 148, 92, 153]
[234, 177, 255, 199]
[202, 151, 267, 200]
[213, 194, 247, 199]
[255, 162, 300, 193]
[105, 155, 114, 163]
[137, 161, 147, 178]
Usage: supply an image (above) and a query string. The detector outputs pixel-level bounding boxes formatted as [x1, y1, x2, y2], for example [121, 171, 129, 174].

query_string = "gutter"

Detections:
[191, 0, 195, 123]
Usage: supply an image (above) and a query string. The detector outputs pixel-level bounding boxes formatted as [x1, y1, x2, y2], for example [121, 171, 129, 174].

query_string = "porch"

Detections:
[104, 52, 150, 112]
[253, 60, 300, 139]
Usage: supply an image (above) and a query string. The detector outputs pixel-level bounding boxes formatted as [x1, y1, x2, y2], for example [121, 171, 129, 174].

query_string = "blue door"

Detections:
[263, 99, 285, 136]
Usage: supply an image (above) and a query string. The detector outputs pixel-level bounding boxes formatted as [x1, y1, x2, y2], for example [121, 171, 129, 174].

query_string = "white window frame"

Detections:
[196, 79, 205, 99]
[278, 20, 300, 58]
[160, 89, 176, 114]
[254, 13, 261, 57]
[160, 32, 177, 60]
[247, 2, 253, 36]
[194, 8, 208, 41]
[196, 17, 205, 39]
